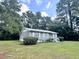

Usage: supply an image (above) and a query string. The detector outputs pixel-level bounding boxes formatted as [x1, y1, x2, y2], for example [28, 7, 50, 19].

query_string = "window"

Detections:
[34, 32, 39, 38]
[29, 31, 32, 37]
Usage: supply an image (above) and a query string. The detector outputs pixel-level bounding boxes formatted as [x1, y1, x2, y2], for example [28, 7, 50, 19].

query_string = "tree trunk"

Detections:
[68, 2, 73, 31]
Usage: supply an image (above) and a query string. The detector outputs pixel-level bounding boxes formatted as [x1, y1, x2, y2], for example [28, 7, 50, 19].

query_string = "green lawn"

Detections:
[0, 41, 79, 59]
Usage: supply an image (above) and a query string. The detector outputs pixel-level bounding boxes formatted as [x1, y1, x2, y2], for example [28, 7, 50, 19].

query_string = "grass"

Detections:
[0, 41, 79, 59]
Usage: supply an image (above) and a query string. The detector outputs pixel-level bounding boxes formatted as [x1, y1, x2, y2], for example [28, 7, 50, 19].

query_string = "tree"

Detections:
[35, 12, 52, 30]
[21, 11, 37, 29]
[56, 0, 79, 31]
[35, 12, 42, 29]
[39, 16, 52, 30]
[21, 11, 53, 31]
[49, 20, 67, 35]
[0, 0, 21, 40]
[22, 11, 42, 29]
[2, 0, 20, 12]
[56, 0, 79, 40]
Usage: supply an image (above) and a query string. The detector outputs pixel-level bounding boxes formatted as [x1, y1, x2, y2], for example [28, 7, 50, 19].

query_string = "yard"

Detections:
[0, 41, 79, 59]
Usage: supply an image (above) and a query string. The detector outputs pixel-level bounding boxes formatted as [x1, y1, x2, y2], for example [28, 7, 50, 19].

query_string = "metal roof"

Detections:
[23, 28, 57, 34]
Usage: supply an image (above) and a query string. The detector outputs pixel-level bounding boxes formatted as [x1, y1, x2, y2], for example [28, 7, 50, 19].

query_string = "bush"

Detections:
[45, 38, 53, 42]
[64, 32, 79, 41]
[23, 37, 38, 45]
[59, 37, 64, 41]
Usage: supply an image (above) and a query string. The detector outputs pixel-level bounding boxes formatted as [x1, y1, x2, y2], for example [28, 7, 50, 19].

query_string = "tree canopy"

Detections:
[21, 11, 52, 30]
[56, 0, 79, 30]
[0, 0, 21, 40]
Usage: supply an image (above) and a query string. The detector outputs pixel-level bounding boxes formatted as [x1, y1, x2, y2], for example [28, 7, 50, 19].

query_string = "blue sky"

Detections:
[18, 0, 59, 17]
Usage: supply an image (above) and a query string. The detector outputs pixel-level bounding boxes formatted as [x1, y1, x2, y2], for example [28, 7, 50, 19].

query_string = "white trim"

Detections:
[24, 28, 57, 34]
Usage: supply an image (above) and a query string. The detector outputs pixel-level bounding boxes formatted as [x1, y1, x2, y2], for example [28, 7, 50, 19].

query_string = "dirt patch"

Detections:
[0, 53, 6, 59]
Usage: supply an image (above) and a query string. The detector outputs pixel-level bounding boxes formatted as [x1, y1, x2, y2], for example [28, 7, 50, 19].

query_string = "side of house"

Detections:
[20, 28, 59, 42]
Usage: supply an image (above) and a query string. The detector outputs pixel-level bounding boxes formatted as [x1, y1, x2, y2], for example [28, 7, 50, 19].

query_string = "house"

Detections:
[20, 28, 59, 42]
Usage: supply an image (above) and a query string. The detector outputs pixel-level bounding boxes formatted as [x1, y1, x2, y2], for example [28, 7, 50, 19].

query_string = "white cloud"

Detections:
[46, 1, 51, 9]
[41, 12, 48, 17]
[0, 0, 4, 2]
[35, 0, 43, 5]
[18, 3, 30, 15]
[20, 3, 29, 13]
[51, 16, 56, 21]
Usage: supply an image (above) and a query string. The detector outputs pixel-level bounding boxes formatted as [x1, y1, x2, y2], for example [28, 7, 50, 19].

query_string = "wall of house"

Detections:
[28, 31, 58, 42]
[20, 30, 59, 42]
[20, 31, 29, 41]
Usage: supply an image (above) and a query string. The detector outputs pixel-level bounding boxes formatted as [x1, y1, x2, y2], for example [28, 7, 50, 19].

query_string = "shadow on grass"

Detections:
[19, 41, 38, 46]
[64, 40, 79, 42]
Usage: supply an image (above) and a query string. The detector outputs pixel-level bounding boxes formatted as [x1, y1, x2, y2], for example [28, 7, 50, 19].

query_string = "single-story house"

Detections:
[20, 28, 59, 42]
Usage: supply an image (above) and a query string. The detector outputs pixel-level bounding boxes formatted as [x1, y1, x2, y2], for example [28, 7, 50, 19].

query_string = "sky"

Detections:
[18, 0, 59, 17]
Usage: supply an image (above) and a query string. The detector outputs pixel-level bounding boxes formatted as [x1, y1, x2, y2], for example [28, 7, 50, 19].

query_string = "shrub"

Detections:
[59, 37, 64, 41]
[23, 37, 38, 45]
[45, 38, 53, 42]
[64, 32, 79, 41]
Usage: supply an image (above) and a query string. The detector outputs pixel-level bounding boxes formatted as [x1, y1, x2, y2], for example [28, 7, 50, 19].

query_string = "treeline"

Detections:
[56, 0, 79, 40]
[21, 11, 53, 30]
[0, 0, 79, 41]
